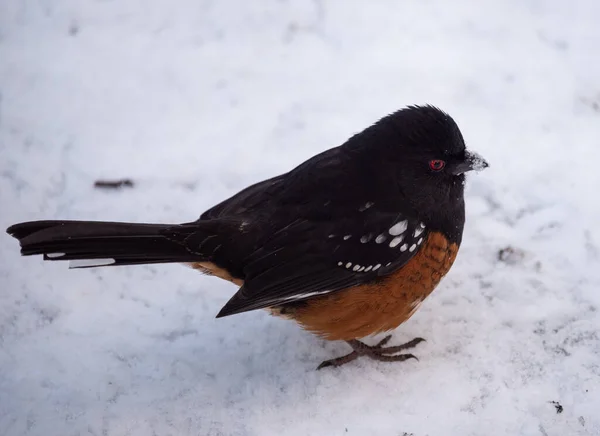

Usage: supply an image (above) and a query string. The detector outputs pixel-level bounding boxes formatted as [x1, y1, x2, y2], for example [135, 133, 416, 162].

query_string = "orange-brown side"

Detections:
[285, 232, 459, 340]
[189, 262, 243, 286]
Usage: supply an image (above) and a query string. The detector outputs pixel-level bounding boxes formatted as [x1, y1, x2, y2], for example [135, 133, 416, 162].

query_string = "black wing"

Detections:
[199, 146, 351, 221]
[200, 174, 286, 220]
[216, 210, 429, 317]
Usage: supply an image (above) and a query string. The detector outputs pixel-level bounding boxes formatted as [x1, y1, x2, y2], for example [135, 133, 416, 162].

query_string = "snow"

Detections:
[1, 1, 600, 435]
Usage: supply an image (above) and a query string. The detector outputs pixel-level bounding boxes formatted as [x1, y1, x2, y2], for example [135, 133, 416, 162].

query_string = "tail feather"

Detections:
[6, 220, 203, 268]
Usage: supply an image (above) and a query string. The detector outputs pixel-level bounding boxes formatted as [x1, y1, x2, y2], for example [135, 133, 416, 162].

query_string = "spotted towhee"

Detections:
[7, 105, 487, 369]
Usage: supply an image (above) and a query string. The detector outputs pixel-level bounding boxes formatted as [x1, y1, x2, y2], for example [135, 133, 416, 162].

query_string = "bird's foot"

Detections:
[317, 335, 425, 370]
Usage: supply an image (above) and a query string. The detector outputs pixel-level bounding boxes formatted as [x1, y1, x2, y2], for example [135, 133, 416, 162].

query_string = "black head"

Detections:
[345, 105, 488, 243]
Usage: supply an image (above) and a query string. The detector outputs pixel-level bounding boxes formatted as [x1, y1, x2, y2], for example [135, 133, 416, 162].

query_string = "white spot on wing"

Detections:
[353, 265, 361, 271]
[360, 234, 372, 243]
[400, 244, 408, 252]
[373, 264, 381, 271]
[338, 261, 343, 266]
[417, 237, 423, 245]
[359, 202, 374, 211]
[328, 234, 336, 239]
[389, 235, 404, 248]
[346, 262, 352, 269]
[364, 265, 373, 272]
[409, 244, 417, 252]
[414, 227, 425, 237]
[375, 234, 387, 244]
[358, 266, 365, 271]
[343, 235, 352, 240]
[46, 253, 65, 258]
[389, 220, 408, 236]
[69, 258, 116, 268]
[280, 289, 333, 302]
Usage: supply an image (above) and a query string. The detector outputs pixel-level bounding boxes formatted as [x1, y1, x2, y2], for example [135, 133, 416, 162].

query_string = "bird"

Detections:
[6, 105, 488, 369]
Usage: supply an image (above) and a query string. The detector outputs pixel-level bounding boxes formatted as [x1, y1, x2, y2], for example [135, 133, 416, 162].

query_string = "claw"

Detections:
[405, 353, 419, 362]
[317, 361, 333, 370]
[317, 336, 426, 369]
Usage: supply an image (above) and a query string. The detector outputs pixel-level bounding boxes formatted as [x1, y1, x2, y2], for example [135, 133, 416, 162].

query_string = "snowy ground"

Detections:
[1, 1, 600, 435]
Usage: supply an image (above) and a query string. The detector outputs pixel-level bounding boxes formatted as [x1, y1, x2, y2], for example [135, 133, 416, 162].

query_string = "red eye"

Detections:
[429, 159, 445, 171]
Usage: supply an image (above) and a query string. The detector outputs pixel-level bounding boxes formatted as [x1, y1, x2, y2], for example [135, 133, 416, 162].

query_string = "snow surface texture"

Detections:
[1, 1, 599, 435]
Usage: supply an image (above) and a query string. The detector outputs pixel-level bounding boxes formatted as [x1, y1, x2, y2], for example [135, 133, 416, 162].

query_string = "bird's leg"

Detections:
[317, 335, 425, 370]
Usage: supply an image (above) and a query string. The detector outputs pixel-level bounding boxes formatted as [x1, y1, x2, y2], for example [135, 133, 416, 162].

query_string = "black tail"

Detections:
[6, 220, 203, 268]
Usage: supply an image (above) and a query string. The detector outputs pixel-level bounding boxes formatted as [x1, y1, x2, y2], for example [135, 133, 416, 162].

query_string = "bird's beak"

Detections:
[450, 151, 489, 175]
